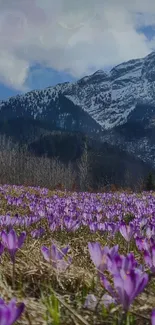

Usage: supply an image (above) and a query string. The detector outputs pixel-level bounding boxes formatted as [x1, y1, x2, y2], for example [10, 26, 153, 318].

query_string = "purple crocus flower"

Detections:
[113, 268, 148, 311]
[64, 217, 80, 231]
[83, 294, 97, 311]
[41, 243, 72, 271]
[100, 268, 148, 311]
[135, 237, 150, 251]
[88, 242, 118, 275]
[88, 242, 106, 272]
[151, 309, 155, 325]
[120, 222, 134, 242]
[0, 298, 25, 325]
[31, 227, 45, 239]
[1, 229, 26, 263]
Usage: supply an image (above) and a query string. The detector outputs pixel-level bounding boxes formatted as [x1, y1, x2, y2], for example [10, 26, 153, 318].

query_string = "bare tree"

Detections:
[77, 140, 91, 191]
[0, 135, 76, 190]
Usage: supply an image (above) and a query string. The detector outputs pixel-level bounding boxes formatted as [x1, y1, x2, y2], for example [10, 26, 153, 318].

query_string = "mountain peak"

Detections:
[92, 69, 107, 75]
[145, 51, 155, 59]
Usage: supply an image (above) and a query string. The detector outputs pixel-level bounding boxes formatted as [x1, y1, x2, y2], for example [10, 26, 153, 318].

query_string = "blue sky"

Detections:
[0, 65, 76, 100]
[0, 0, 155, 100]
[25, 64, 76, 92]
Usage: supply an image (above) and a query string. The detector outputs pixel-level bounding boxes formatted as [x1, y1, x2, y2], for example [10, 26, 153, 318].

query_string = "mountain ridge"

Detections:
[1, 51, 155, 167]
[1, 51, 155, 130]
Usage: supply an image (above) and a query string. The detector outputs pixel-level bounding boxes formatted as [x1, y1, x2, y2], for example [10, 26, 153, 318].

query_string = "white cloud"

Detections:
[0, 51, 29, 90]
[0, 0, 155, 90]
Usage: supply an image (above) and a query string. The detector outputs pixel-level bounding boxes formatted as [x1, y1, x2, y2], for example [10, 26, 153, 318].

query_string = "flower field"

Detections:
[0, 185, 155, 324]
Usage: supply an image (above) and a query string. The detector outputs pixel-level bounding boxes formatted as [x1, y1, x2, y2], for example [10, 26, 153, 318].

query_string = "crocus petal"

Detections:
[51, 244, 60, 261]
[0, 242, 4, 256]
[120, 224, 128, 241]
[135, 271, 148, 296]
[123, 271, 135, 297]
[144, 250, 152, 268]
[0, 298, 25, 325]
[10, 301, 25, 323]
[61, 246, 69, 256]
[88, 242, 103, 269]
[18, 232, 26, 249]
[151, 309, 155, 325]
[7, 230, 18, 250]
[100, 275, 116, 298]
[41, 246, 50, 262]
[0, 305, 11, 325]
[152, 245, 155, 267]
[120, 223, 134, 242]
[1, 231, 8, 248]
[109, 254, 123, 274]
[113, 273, 129, 310]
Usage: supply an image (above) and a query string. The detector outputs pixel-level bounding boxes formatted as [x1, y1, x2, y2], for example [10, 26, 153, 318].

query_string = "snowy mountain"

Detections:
[1, 51, 155, 166]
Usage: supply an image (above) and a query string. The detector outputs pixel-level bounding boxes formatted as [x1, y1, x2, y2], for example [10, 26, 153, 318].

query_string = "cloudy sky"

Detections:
[0, 0, 155, 99]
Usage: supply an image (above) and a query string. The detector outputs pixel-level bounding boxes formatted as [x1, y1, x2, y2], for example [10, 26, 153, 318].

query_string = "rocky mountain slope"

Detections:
[1, 51, 155, 166]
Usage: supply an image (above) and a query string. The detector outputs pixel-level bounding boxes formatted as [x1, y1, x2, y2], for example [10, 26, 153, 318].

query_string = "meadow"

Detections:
[0, 185, 155, 324]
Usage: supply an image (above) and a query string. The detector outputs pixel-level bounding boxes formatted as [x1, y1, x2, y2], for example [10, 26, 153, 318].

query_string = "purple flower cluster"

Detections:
[1, 188, 155, 237]
[1, 185, 155, 322]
